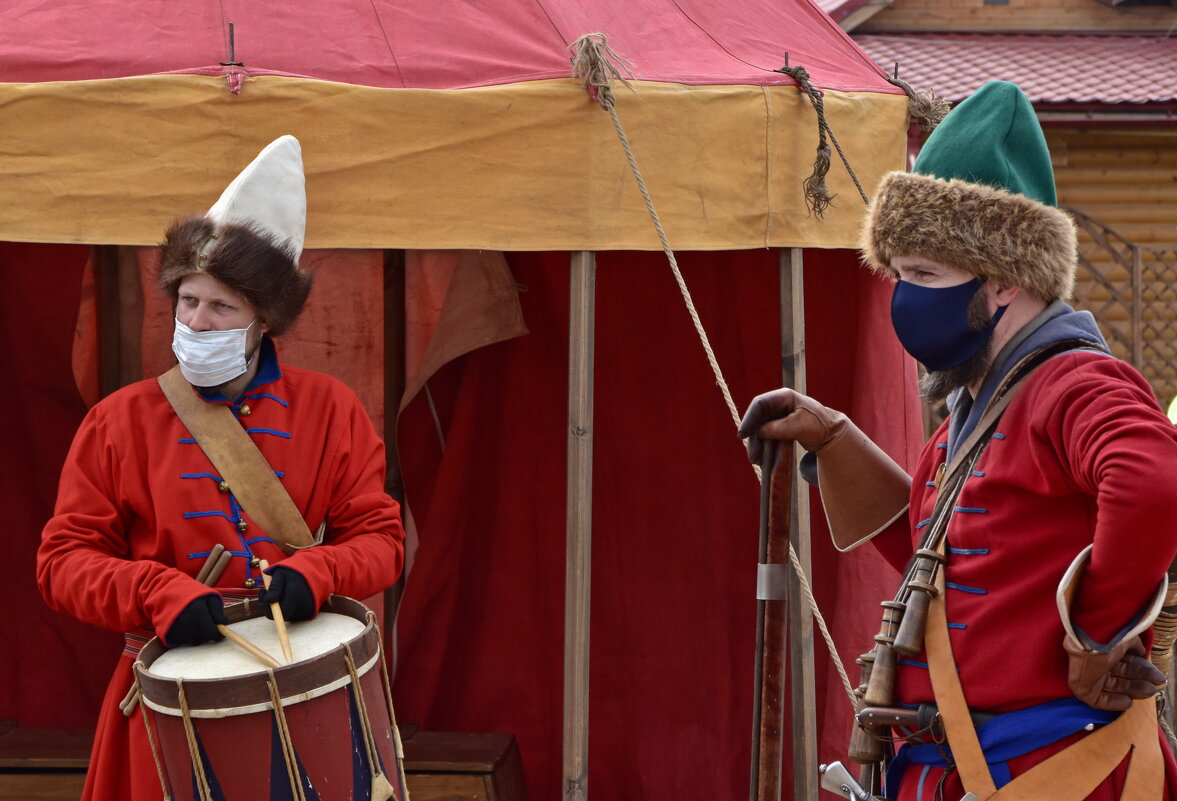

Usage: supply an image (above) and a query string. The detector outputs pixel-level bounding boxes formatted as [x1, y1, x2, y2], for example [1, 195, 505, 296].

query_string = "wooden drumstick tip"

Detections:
[204, 549, 233, 588]
[258, 559, 295, 665]
[194, 543, 225, 585]
[119, 683, 141, 717]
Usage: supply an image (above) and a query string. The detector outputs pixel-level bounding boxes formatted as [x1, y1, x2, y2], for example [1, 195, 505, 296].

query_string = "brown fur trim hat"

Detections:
[158, 136, 311, 335]
[159, 217, 311, 336]
[861, 81, 1076, 302]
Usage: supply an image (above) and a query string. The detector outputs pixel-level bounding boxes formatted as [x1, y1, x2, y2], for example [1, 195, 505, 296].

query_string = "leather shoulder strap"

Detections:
[928, 568, 1162, 801]
[921, 339, 1106, 551]
[943, 338, 1105, 489]
[158, 365, 315, 554]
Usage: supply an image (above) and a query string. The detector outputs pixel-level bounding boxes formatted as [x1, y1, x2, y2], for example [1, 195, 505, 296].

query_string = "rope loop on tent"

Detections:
[777, 64, 870, 216]
[885, 73, 951, 133]
[570, 33, 635, 111]
[571, 39, 859, 709]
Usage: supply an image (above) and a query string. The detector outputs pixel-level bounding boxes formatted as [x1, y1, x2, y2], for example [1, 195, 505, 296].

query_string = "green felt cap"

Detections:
[912, 80, 1057, 207]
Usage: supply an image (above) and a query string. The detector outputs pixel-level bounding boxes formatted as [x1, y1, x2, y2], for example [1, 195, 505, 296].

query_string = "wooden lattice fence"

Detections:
[1068, 206, 1177, 408]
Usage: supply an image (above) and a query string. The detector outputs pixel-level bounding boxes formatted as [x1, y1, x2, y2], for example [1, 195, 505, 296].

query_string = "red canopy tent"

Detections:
[0, 2, 922, 798]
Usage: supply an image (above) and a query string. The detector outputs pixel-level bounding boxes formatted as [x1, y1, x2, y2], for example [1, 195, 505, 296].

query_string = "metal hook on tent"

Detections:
[220, 22, 245, 67]
[220, 22, 246, 94]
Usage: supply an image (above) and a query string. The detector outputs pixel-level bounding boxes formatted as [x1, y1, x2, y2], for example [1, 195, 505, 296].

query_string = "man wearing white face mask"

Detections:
[740, 82, 1177, 801]
[37, 136, 405, 801]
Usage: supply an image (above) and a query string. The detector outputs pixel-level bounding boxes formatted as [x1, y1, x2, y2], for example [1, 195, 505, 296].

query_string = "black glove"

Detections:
[259, 566, 316, 622]
[166, 595, 227, 646]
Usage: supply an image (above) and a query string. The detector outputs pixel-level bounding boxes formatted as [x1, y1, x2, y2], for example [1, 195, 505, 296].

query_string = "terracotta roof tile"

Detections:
[854, 33, 1177, 105]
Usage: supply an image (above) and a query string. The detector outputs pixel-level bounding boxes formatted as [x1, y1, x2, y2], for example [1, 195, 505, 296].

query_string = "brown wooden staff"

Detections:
[750, 443, 792, 801]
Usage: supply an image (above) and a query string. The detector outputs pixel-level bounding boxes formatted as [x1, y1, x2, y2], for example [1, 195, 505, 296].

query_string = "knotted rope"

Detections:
[885, 73, 951, 133]
[570, 33, 634, 111]
[570, 33, 858, 706]
[776, 63, 869, 217]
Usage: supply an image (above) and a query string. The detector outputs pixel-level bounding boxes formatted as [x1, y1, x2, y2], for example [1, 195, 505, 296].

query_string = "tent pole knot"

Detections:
[886, 73, 951, 133]
[777, 63, 870, 216]
[570, 33, 635, 110]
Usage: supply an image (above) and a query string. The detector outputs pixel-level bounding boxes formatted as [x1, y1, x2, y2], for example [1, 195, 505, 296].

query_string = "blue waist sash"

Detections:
[885, 698, 1118, 798]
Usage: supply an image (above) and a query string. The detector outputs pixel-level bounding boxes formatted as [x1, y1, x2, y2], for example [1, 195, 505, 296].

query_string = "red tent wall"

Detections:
[393, 249, 916, 800]
[0, 243, 122, 727]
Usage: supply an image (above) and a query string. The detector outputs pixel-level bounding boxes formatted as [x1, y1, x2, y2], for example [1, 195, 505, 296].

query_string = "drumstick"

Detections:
[258, 559, 294, 665]
[204, 549, 233, 587]
[122, 546, 234, 717]
[216, 624, 283, 669]
[194, 544, 225, 584]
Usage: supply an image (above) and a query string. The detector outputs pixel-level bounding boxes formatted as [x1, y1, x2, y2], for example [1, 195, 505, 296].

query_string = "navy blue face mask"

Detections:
[890, 277, 1007, 371]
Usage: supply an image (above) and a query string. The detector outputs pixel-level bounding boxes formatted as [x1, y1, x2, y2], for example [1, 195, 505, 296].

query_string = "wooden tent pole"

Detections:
[782, 247, 819, 801]
[382, 251, 407, 662]
[564, 251, 596, 801]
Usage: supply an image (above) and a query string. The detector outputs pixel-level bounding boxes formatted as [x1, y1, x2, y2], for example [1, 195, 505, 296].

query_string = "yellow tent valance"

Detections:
[0, 75, 907, 251]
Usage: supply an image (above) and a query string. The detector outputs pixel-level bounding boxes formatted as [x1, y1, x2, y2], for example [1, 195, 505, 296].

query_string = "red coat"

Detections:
[38, 346, 405, 801]
[876, 350, 1177, 800]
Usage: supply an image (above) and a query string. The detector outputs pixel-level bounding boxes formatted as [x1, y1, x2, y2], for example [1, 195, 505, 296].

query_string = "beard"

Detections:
[918, 291, 996, 404]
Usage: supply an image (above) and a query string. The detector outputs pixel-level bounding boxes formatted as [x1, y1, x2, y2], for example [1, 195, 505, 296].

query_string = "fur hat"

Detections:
[862, 81, 1076, 302]
[158, 136, 311, 335]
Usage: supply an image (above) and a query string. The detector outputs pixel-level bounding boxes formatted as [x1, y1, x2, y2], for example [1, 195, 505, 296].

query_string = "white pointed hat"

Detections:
[207, 135, 306, 263]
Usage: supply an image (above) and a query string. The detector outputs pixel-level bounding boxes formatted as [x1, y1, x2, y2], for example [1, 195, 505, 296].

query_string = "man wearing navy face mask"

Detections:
[37, 136, 405, 801]
[741, 82, 1177, 800]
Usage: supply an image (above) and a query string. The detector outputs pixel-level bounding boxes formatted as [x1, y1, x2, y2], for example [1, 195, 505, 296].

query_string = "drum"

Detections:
[134, 596, 407, 801]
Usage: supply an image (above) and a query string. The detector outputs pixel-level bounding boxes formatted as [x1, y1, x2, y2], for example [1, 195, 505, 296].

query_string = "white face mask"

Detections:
[172, 317, 258, 387]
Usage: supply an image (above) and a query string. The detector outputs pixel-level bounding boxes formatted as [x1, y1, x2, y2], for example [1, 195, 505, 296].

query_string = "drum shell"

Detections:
[135, 595, 402, 801]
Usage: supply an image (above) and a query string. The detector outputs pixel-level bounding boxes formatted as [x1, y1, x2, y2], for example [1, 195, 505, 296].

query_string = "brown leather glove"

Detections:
[1063, 633, 1167, 711]
[740, 388, 911, 551]
[738, 388, 849, 460]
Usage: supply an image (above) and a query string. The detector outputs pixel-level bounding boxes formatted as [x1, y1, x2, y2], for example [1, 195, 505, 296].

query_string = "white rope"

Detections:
[571, 33, 857, 707]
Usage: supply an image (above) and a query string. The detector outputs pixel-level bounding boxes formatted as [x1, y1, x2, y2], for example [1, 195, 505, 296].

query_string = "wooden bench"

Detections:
[0, 724, 527, 801]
